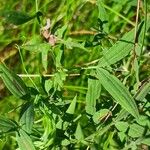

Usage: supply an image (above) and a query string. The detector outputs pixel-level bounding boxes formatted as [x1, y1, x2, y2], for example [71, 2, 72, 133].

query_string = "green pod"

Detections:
[0, 63, 30, 99]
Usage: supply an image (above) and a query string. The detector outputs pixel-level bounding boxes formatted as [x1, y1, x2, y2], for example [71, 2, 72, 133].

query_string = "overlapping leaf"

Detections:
[19, 103, 34, 134]
[16, 129, 36, 150]
[0, 63, 29, 99]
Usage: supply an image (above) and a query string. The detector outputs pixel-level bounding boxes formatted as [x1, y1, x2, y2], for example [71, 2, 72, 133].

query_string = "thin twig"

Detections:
[133, 0, 141, 59]
[16, 45, 39, 92]
[17, 73, 81, 78]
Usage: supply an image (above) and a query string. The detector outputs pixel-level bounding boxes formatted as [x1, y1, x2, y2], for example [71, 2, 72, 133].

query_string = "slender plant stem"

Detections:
[133, 0, 141, 57]
[35, 0, 38, 12]
[102, 3, 135, 26]
[16, 45, 39, 92]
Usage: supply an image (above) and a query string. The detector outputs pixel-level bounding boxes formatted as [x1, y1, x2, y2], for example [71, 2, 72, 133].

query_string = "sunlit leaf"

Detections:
[115, 121, 129, 132]
[128, 123, 145, 138]
[135, 79, 150, 101]
[96, 68, 139, 119]
[62, 38, 88, 52]
[75, 122, 84, 140]
[93, 109, 110, 124]
[16, 129, 36, 150]
[66, 95, 77, 114]
[86, 78, 101, 115]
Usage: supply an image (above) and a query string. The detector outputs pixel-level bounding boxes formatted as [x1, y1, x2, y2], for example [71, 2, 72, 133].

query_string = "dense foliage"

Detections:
[0, 0, 150, 149]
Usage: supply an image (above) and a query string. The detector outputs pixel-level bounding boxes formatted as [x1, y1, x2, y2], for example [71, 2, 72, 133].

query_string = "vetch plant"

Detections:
[0, 0, 150, 149]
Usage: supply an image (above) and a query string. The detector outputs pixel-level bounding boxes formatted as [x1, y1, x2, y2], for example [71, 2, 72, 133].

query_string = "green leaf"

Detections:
[75, 122, 84, 140]
[141, 138, 150, 146]
[19, 103, 34, 134]
[97, 0, 109, 32]
[115, 121, 129, 132]
[40, 116, 55, 147]
[16, 129, 36, 150]
[0, 116, 17, 132]
[56, 25, 68, 38]
[86, 78, 101, 115]
[96, 68, 139, 119]
[135, 79, 150, 101]
[128, 123, 145, 138]
[136, 115, 150, 127]
[55, 49, 63, 68]
[41, 50, 48, 72]
[22, 43, 51, 53]
[44, 79, 53, 94]
[0, 63, 29, 99]
[0, 10, 42, 25]
[98, 28, 134, 67]
[66, 95, 77, 114]
[93, 109, 110, 124]
[53, 69, 67, 91]
[118, 132, 126, 142]
[62, 38, 88, 52]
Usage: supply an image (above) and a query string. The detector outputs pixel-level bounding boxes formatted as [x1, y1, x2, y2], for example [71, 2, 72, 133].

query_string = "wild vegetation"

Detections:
[0, 0, 150, 149]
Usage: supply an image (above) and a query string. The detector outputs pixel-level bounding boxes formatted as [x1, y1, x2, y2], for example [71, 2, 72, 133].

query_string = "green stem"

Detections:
[102, 3, 135, 27]
[16, 45, 39, 92]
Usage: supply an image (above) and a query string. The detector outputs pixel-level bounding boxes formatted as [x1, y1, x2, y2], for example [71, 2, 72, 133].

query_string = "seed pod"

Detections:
[0, 63, 29, 99]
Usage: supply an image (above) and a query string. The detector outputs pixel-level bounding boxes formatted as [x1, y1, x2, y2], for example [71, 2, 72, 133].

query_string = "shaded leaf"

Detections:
[0, 10, 42, 25]
[96, 68, 139, 119]
[97, 0, 109, 32]
[19, 103, 34, 134]
[0, 116, 18, 132]
[0, 63, 29, 99]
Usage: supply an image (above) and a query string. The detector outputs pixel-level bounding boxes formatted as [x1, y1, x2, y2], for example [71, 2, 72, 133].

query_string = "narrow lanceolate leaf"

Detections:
[96, 68, 139, 119]
[0, 63, 29, 99]
[98, 22, 145, 67]
[97, 0, 109, 33]
[86, 78, 101, 115]
[19, 103, 34, 134]
[16, 129, 36, 150]
[0, 10, 42, 25]
[98, 28, 134, 67]
[0, 116, 18, 132]
[135, 79, 150, 101]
